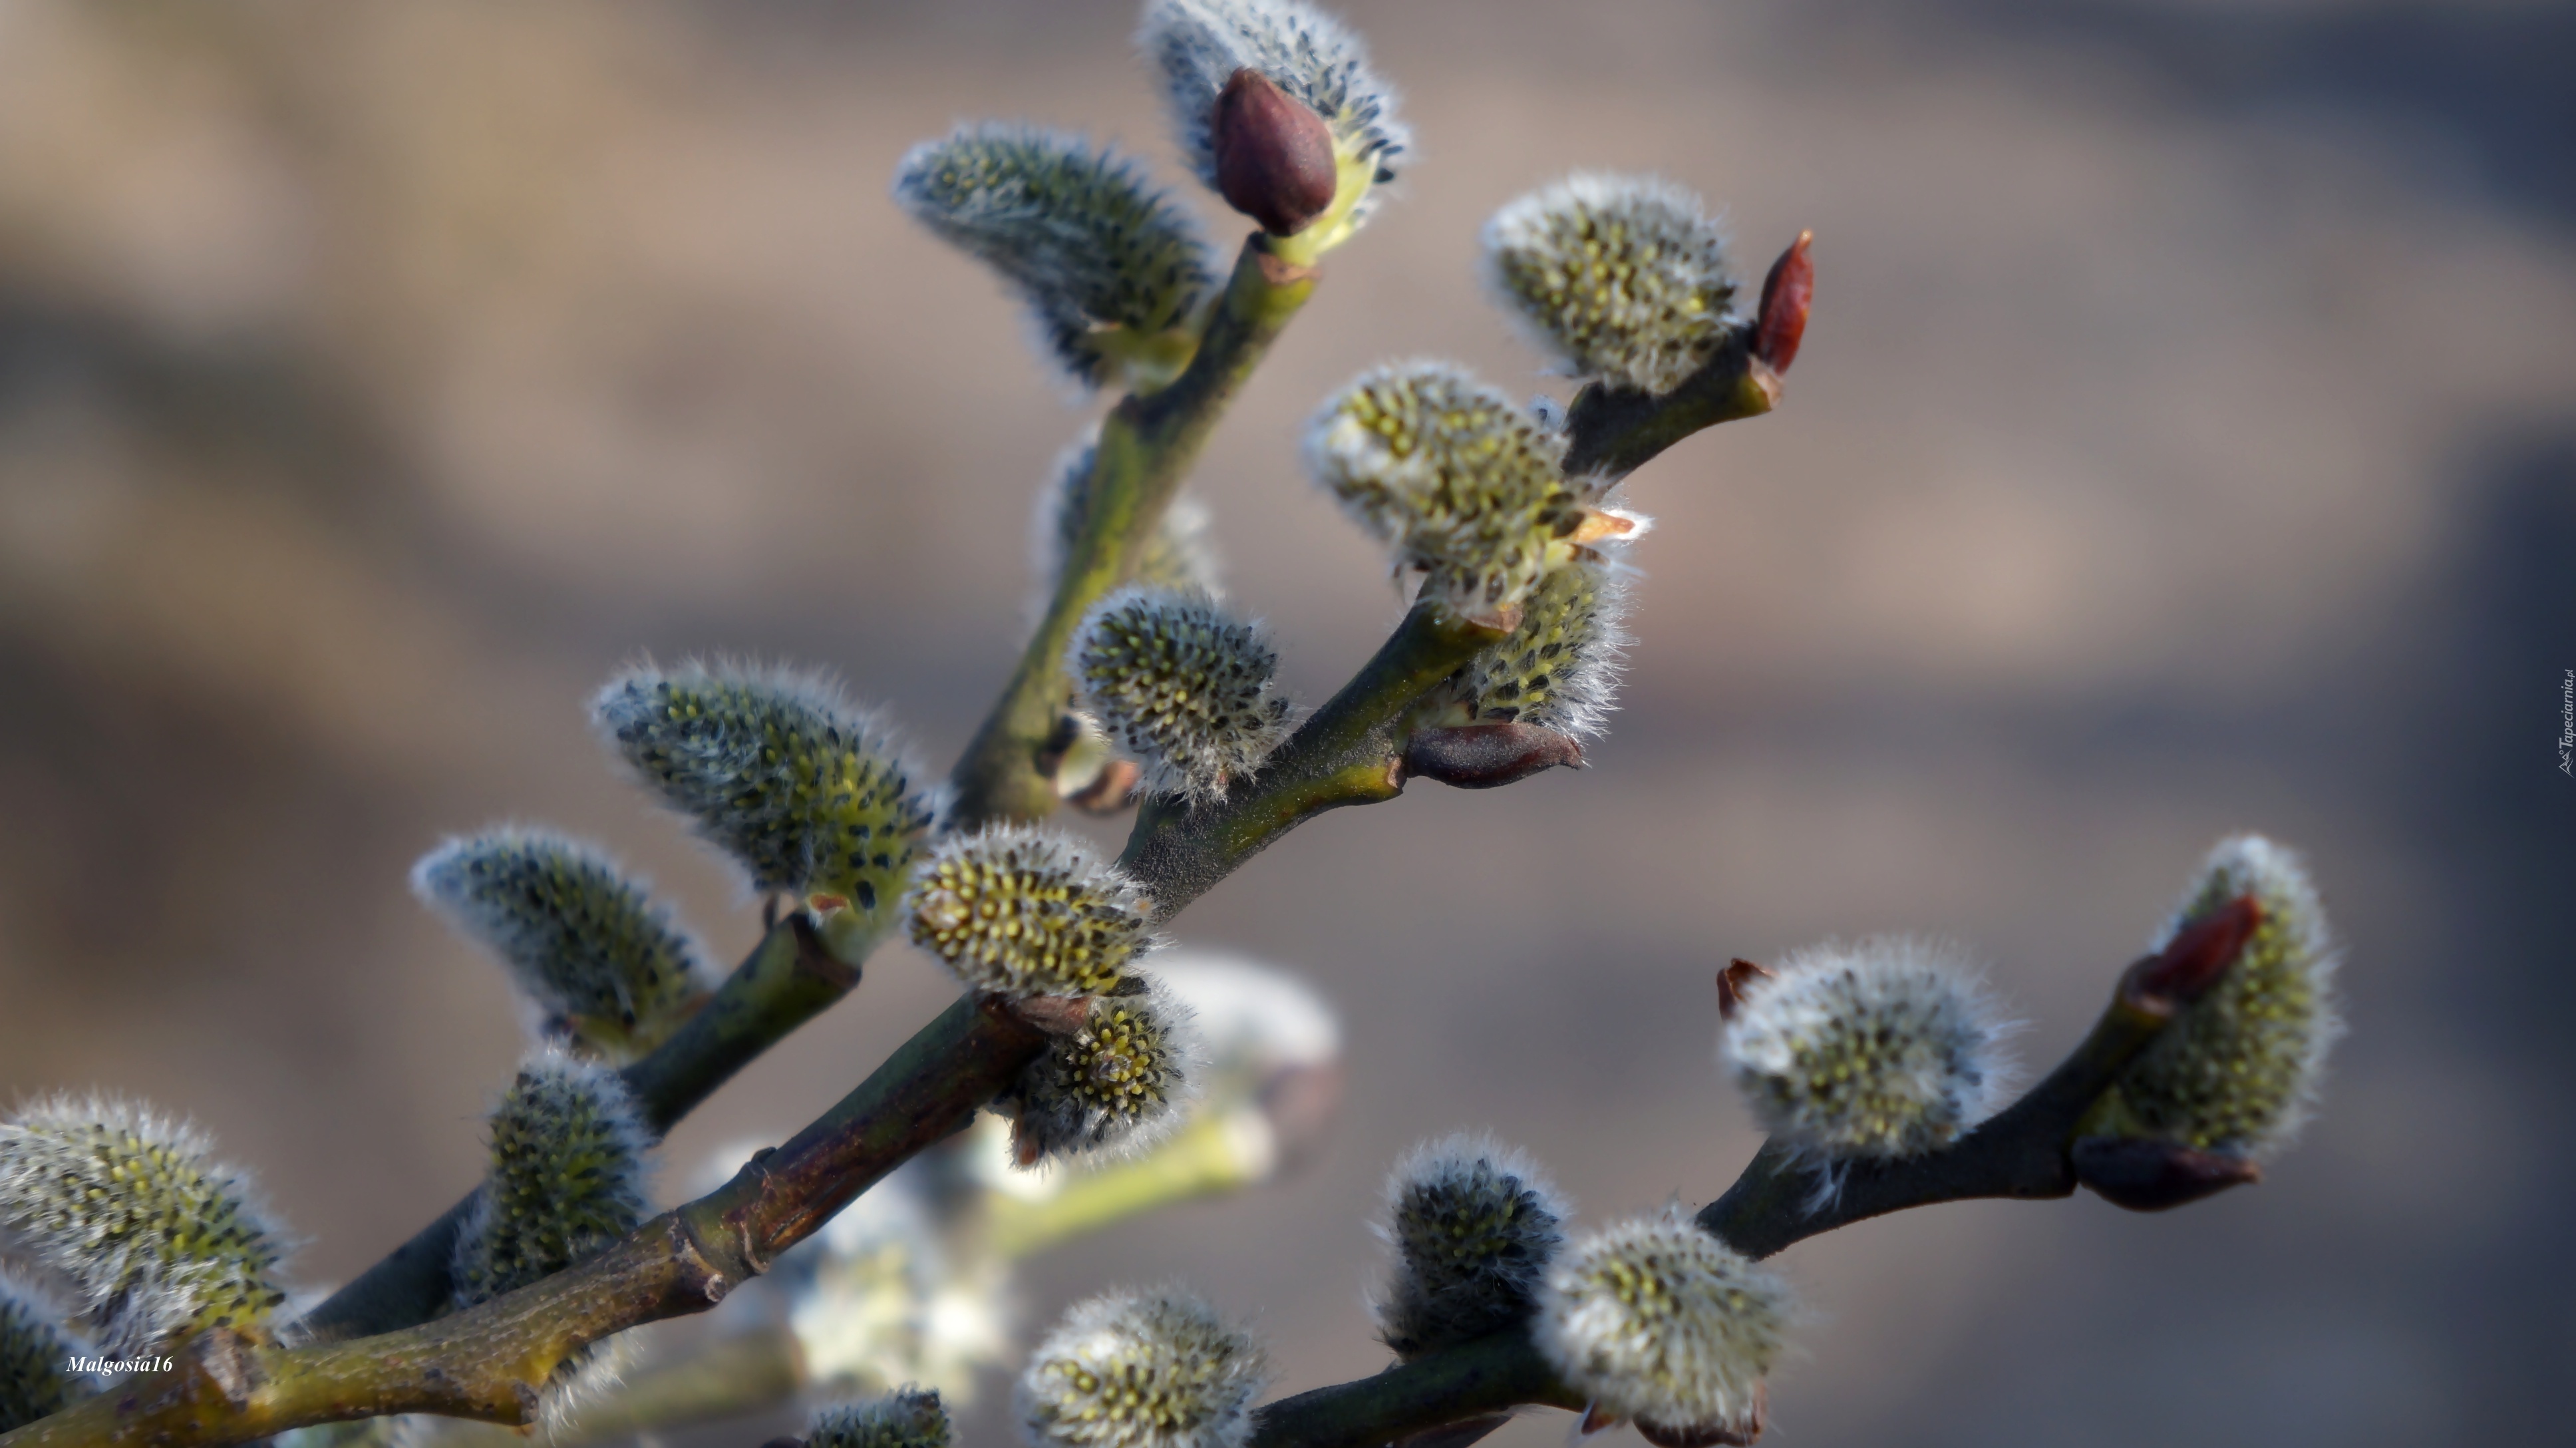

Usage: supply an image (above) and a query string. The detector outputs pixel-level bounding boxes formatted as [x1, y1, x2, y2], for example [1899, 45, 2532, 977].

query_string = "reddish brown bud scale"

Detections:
[1753, 231, 1813, 374]
[1716, 958, 1776, 1022]
[2071, 1135, 2263, 1212]
[1404, 721, 1584, 789]
[1213, 68, 1339, 236]
[2132, 894, 2264, 1007]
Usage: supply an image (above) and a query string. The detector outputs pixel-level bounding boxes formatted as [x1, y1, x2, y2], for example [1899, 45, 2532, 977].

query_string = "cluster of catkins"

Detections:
[888, 0, 1837, 812]
[1716, 832, 2341, 1208]
[972, 831, 2338, 1448]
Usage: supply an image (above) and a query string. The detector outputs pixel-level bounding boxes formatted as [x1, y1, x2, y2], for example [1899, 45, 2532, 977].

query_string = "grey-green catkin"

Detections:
[2102, 835, 2342, 1160]
[1005, 982, 1200, 1165]
[1535, 1210, 1792, 1443]
[1484, 175, 1736, 395]
[1719, 938, 2012, 1187]
[895, 124, 1215, 391]
[0, 1097, 290, 1358]
[1074, 588, 1293, 804]
[1037, 429, 1223, 606]
[410, 829, 710, 1064]
[1453, 557, 1632, 739]
[0, 1274, 86, 1433]
[1142, 0, 1407, 208]
[907, 825, 1157, 998]
[451, 1049, 651, 1310]
[808, 1386, 951, 1448]
[1305, 361, 1610, 617]
[1373, 1134, 1565, 1358]
[1017, 1288, 1268, 1448]
[591, 661, 935, 961]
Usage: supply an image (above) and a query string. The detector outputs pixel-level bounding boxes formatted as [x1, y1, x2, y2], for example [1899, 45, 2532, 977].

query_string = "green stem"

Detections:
[1, 997, 1048, 1448]
[1558, 331, 1780, 478]
[1117, 602, 1501, 916]
[947, 237, 1321, 828]
[296, 916, 866, 1342]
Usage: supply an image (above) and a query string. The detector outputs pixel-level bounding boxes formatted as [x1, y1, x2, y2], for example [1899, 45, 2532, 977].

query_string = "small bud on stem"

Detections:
[1752, 232, 1812, 375]
[1213, 69, 1338, 236]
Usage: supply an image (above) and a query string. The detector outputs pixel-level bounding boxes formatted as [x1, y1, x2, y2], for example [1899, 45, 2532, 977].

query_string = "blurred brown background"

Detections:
[4, 0, 2572, 1443]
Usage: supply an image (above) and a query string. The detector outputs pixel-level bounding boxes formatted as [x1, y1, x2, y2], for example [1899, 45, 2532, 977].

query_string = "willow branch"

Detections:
[1118, 601, 1504, 915]
[1118, 333, 1783, 917]
[1, 994, 1050, 1448]
[1247, 1330, 1579, 1448]
[295, 914, 864, 1342]
[948, 236, 1321, 828]
[1231, 926, 2237, 1448]
[1559, 331, 1780, 479]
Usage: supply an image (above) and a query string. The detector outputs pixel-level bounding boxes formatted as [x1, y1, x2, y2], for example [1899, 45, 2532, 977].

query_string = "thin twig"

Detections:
[947, 237, 1321, 828]
[0, 996, 1048, 1448]
[296, 914, 860, 1342]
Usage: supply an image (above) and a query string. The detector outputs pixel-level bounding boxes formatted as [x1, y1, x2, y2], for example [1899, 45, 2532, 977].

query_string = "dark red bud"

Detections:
[1717, 958, 1777, 1021]
[1213, 68, 1339, 236]
[1403, 722, 1584, 789]
[1753, 231, 1813, 374]
[2130, 895, 2263, 1008]
[2072, 1135, 2263, 1212]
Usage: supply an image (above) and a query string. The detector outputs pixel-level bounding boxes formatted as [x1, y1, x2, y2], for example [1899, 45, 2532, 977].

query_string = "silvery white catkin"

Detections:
[1719, 936, 2012, 1169]
[0, 1097, 289, 1359]
[1004, 980, 1202, 1166]
[2106, 834, 2342, 1159]
[1535, 1210, 1792, 1442]
[1373, 1133, 1566, 1356]
[410, 828, 710, 1063]
[894, 124, 1215, 390]
[907, 825, 1156, 999]
[1017, 1288, 1268, 1448]
[1484, 175, 1737, 395]
[807, 1386, 951, 1448]
[1074, 587, 1293, 804]
[591, 661, 935, 962]
[451, 1049, 651, 1310]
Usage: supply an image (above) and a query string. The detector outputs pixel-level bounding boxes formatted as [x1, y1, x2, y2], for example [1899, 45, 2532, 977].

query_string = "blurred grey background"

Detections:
[3, 0, 2571, 1443]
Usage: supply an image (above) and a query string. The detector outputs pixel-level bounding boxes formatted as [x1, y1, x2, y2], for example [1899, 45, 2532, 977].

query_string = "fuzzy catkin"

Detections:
[452, 1050, 651, 1310]
[907, 826, 1156, 997]
[1719, 937, 2011, 1165]
[591, 661, 934, 938]
[1535, 1212, 1790, 1440]
[1142, 0, 1406, 202]
[1374, 1134, 1565, 1357]
[1485, 175, 1736, 395]
[2109, 836, 2341, 1159]
[1075, 588, 1292, 803]
[1008, 984, 1200, 1163]
[1305, 361, 1589, 616]
[1017, 1289, 1268, 1448]
[411, 830, 707, 1063]
[0, 1274, 86, 1433]
[895, 124, 1215, 389]
[808, 1386, 951, 1448]
[1455, 558, 1631, 739]
[0, 1098, 289, 1358]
